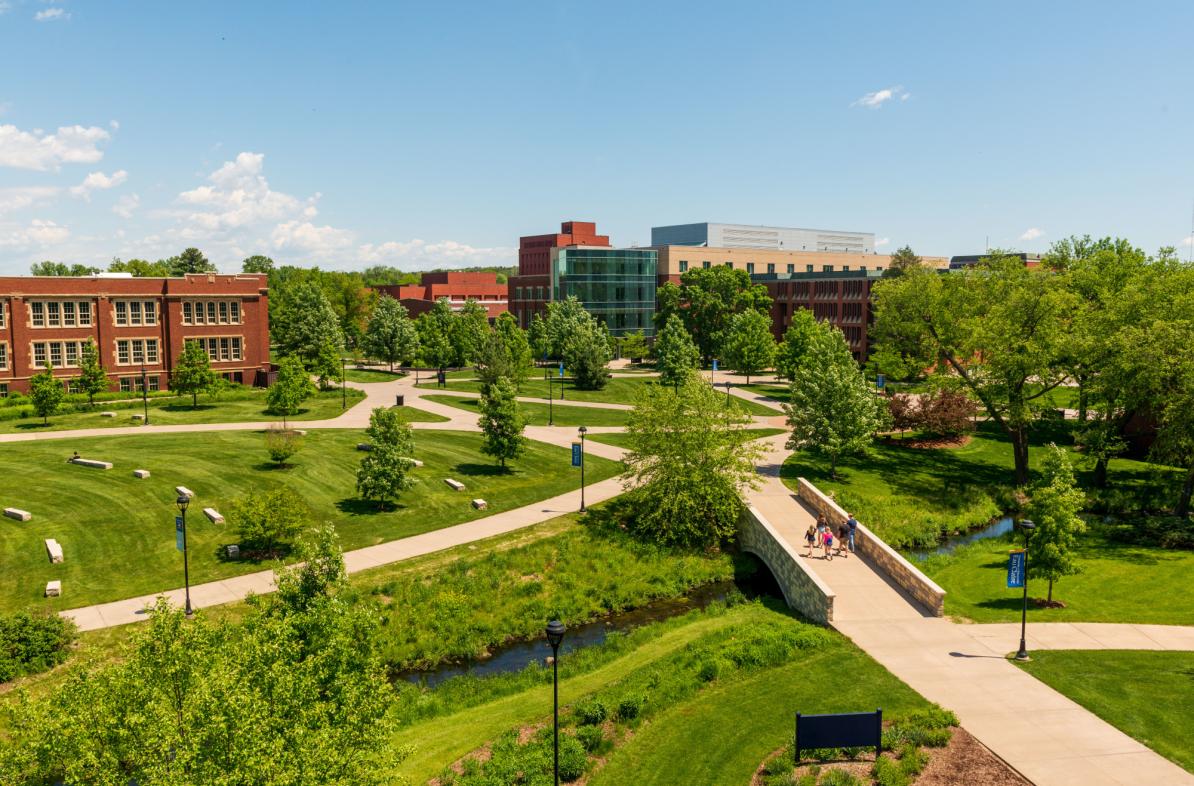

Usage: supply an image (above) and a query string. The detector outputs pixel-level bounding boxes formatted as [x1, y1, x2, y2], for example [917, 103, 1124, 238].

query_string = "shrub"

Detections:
[264, 426, 304, 467]
[0, 611, 77, 683]
[916, 389, 976, 438]
[883, 707, 956, 749]
[229, 486, 312, 556]
[872, 755, 911, 786]
[556, 732, 588, 781]
[697, 657, 722, 682]
[615, 692, 646, 721]
[575, 724, 608, 754]
[897, 744, 929, 776]
[821, 769, 864, 786]
[572, 697, 608, 726]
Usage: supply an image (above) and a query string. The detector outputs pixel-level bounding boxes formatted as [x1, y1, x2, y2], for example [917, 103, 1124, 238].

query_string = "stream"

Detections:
[907, 516, 1016, 561]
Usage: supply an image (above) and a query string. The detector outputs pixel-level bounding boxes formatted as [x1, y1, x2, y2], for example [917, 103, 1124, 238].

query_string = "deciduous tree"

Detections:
[107, 257, 171, 277]
[882, 245, 922, 277]
[654, 314, 700, 388]
[230, 486, 311, 556]
[563, 320, 611, 390]
[478, 377, 526, 469]
[166, 247, 216, 276]
[476, 313, 531, 393]
[1026, 446, 1088, 603]
[721, 308, 775, 384]
[620, 330, 650, 362]
[361, 295, 418, 371]
[263, 426, 305, 468]
[451, 299, 490, 367]
[416, 299, 457, 370]
[241, 254, 275, 273]
[29, 364, 63, 426]
[356, 407, 416, 508]
[267, 355, 316, 428]
[74, 339, 108, 407]
[654, 266, 771, 363]
[172, 340, 217, 407]
[273, 281, 346, 369]
[30, 261, 100, 276]
[774, 309, 818, 382]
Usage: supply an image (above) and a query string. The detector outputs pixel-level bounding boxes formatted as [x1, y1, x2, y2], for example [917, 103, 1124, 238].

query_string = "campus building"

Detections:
[0, 272, 270, 395]
[509, 221, 609, 328]
[373, 271, 508, 321]
[651, 222, 876, 255]
[551, 246, 657, 336]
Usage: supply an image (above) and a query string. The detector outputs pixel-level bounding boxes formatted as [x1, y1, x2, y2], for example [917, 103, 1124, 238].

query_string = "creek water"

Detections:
[908, 516, 1016, 561]
[398, 565, 781, 689]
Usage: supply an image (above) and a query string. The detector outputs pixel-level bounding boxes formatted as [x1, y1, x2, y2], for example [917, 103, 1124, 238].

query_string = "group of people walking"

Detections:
[804, 513, 858, 561]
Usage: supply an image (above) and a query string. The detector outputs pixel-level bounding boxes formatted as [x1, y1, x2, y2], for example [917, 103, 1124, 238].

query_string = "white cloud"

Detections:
[0, 219, 70, 247]
[0, 186, 60, 215]
[70, 169, 128, 200]
[0, 123, 111, 171]
[1019, 227, 1045, 241]
[874, 237, 891, 248]
[112, 193, 140, 219]
[177, 151, 316, 231]
[1180, 236, 1194, 247]
[271, 220, 354, 253]
[34, 7, 69, 21]
[852, 85, 910, 109]
[0, 1, 12, 14]
[358, 238, 516, 270]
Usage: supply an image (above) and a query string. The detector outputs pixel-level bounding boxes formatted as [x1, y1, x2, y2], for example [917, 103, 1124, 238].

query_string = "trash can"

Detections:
[395, 394, 405, 407]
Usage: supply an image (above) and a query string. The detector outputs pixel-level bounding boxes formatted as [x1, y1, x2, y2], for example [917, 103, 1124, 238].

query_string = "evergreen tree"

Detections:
[74, 339, 109, 407]
[361, 295, 418, 371]
[478, 377, 527, 469]
[356, 407, 416, 508]
[241, 255, 275, 274]
[654, 314, 700, 389]
[721, 308, 776, 384]
[1026, 445, 1088, 604]
[785, 327, 890, 478]
[172, 340, 217, 407]
[167, 247, 216, 276]
[882, 245, 923, 277]
[775, 309, 819, 381]
[267, 355, 316, 428]
[29, 364, 64, 426]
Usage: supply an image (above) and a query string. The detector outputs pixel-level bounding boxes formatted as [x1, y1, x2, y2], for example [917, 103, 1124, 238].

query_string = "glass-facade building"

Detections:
[550, 247, 658, 336]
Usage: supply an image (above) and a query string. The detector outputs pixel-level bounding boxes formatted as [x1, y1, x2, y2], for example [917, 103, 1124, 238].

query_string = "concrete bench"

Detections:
[292, 429, 308, 436]
[132, 413, 145, 421]
[100, 411, 117, 418]
[133, 469, 151, 479]
[45, 538, 63, 564]
[175, 486, 195, 499]
[203, 507, 224, 524]
[472, 499, 488, 510]
[70, 458, 113, 470]
[401, 457, 424, 467]
[4, 507, 31, 522]
[225, 544, 240, 560]
[444, 478, 465, 491]
[356, 442, 373, 451]
[45, 580, 61, 598]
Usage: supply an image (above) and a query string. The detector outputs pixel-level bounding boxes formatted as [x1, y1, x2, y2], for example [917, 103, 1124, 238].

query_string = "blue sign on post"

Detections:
[559, 362, 564, 378]
[876, 373, 886, 389]
[571, 442, 582, 467]
[712, 359, 719, 371]
[175, 516, 185, 552]
[1007, 550, 1025, 588]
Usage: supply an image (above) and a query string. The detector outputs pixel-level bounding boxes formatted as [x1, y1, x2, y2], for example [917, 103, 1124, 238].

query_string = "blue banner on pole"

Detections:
[571, 442, 582, 467]
[175, 517, 185, 552]
[712, 359, 719, 371]
[876, 373, 886, 388]
[1007, 550, 1025, 588]
[559, 362, 564, 378]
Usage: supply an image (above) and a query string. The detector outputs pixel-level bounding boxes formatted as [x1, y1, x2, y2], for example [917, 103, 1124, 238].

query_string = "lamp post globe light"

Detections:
[545, 619, 566, 786]
[1015, 519, 1036, 660]
[578, 425, 588, 513]
[176, 493, 194, 617]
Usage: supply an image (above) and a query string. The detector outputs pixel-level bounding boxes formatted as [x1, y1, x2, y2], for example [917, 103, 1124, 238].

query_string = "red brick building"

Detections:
[373, 271, 507, 321]
[0, 272, 270, 395]
[508, 221, 610, 327]
[762, 271, 878, 362]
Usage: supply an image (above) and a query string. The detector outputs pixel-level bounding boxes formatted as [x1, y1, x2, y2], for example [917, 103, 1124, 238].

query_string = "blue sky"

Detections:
[2, 0, 1193, 273]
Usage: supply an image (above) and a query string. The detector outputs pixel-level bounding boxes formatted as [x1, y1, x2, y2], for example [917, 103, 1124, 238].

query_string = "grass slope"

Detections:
[0, 430, 619, 612]
[343, 367, 405, 383]
[421, 394, 632, 427]
[918, 529, 1194, 624]
[1017, 650, 1194, 773]
[585, 427, 785, 449]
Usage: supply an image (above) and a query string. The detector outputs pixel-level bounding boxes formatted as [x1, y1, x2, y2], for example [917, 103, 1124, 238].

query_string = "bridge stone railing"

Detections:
[794, 477, 945, 617]
[738, 505, 835, 624]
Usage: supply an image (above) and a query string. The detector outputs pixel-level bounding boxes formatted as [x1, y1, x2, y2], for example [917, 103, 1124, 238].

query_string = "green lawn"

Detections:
[1017, 650, 1194, 773]
[343, 367, 405, 383]
[585, 426, 785, 449]
[418, 375, 655, 406]
[392, 602, 930, 784]
[391, 404, 450, 423]
[0, 429, 620, 612]
[918, 528, 1194, 624]
[780, 421, 1178, 549]
[421, 394, 633, 427]
[0, 389, 364, 434]
[737, 381, 789, 400]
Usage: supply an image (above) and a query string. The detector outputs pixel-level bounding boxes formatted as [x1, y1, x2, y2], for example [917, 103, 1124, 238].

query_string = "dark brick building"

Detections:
[508, 220, 610, 327]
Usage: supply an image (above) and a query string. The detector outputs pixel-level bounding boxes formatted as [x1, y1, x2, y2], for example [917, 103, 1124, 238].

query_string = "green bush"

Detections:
[556, 732, 588, 781]
[897, 744, 929, 776]
[615, 692, 646, 721]
[882, 706, 956, 749]
[820, 769, 864, 786]
[575, 724, 608, 754]
[698, 657, 723, 682]
[0, 611, 77, 683]
[572, 697, 608, 726]
[872, 755, 911, 786]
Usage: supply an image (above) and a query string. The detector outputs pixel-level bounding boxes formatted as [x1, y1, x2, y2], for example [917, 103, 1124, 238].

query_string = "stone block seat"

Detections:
[70, 458, 113, 470]
[401, 457, 424, 467]
[4, 507, 31, 522]
[203, 507, 225, 524]
[444, 478, 465, 491]
[45, 580, 61, 597]
[45, 538, 64, 564]
[175, 486, 195, 499]
[356, 442, 373, 452]
[133, 469, 151, 479]
[472, 499, 488, 510]
[100, 411, 117, 418]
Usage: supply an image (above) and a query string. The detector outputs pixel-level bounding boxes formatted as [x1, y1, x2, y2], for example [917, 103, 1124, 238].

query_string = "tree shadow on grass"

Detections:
[335, 497, 406, 516]
[162, 403, 219, 413]
[14, 421, 54, 430]
[453, 462, 511, 477]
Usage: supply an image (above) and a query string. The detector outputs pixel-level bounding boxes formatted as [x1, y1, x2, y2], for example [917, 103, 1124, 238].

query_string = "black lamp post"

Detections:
[1015, 519, 1036, 660]
[578, 425, 587, 512]
[140, 362, 149, 424]
[341, 356, 347, 409]
[545, 620, 566, 786]
[725, 379, 732, 406]
[176, 494, 194, 617]
[548, 373, 554, 426]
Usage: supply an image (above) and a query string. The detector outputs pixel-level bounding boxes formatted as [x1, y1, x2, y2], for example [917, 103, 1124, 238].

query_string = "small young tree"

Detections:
[267, 355, 316, 428]
[917, 389, 977, 439]
[476, 313, 532, 393]
[721, 309, 776, 384]
[74, 340, 109, 407]
[775, 309, 819, 381]
[1026, 445, 1088, 604]
[361, 295, 418, 371]
[622, 377, 764, 547]
[356, 407, 416, 509]
[416, 303, 455, 371]
[785, 327, 890, 478]
[888, 393, 918, 439]
[450, 299, 490, 368]
[621, 330, 650, 362]
[478, 377, 526, 469]
[229, 486, 311, 557]
[172, 340, 217, 407]
[527, 312, 551, 361]
[564, 321, 611, 391]
[29, 364, 64, 426]
[654, 314, 700, 389]
[264, 426, 305, 468]
[312, 338, 342, 390]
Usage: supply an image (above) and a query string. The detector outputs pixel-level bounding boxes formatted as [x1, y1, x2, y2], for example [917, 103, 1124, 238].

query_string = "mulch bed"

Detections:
[883, 434, 973, 450]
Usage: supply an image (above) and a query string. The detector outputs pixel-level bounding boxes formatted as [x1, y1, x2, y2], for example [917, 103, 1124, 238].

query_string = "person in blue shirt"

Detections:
[845, 513, 859, 553]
